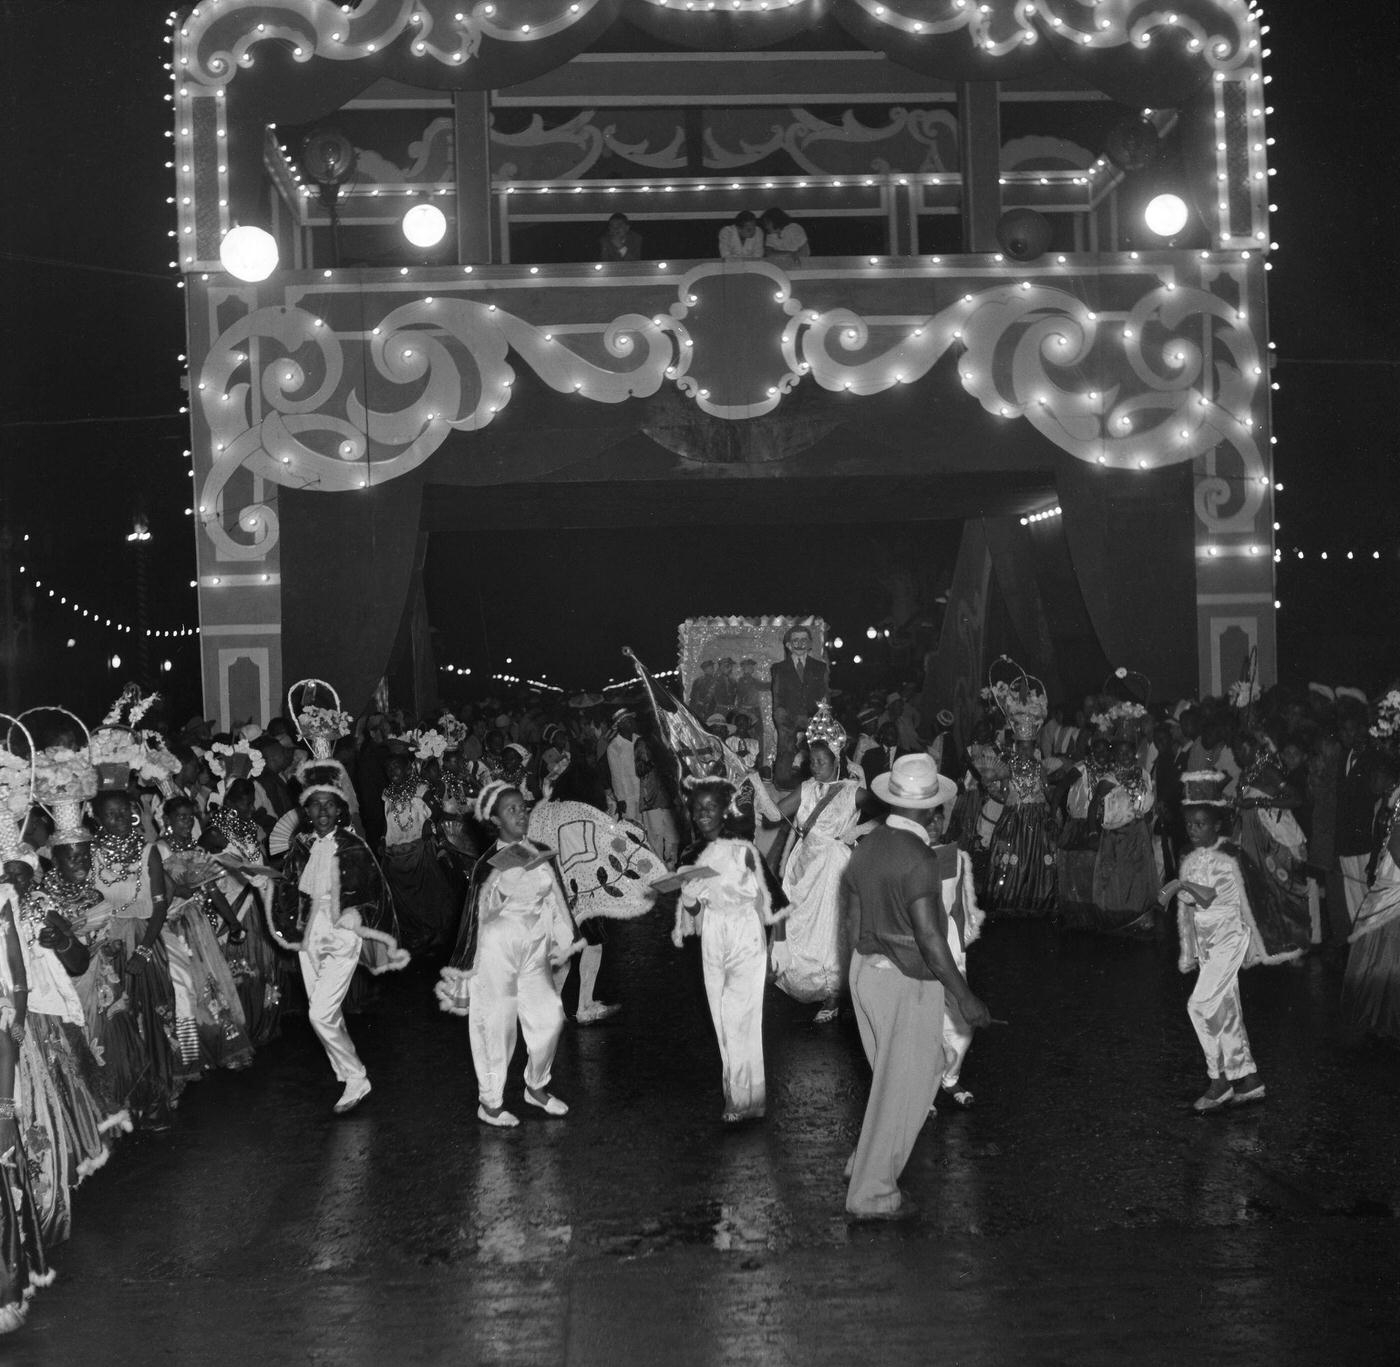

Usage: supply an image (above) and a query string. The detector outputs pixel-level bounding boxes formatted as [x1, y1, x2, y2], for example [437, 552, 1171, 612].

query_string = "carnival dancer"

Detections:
[437, 782, 583, 1128]
[841, 755, 990, 1219]
[379, 744, 458, 955]
[1055, 735, 1113, 925]
[43, 816, 145, 1128]
[1339, 693, 1400, 1044]
[157, 800, 254, 1076]
[670, 776, 786, 1123]
[88, 787, 181, 1129]
[272, 764, 409, 1115]
[985, 705, 1058, 916]
[1167, 772, 1268, 1111]
[1089, 737, 1160, 934]
[0, 880, 52, 1334]
[771, 703, 869, 1022]
[927, 798, 985, 1112]
[433, 740, 487, 884]
[3, 844, 116, 1245]
[203, 782, 287, 1046]
[1231, 733, 1317, 956]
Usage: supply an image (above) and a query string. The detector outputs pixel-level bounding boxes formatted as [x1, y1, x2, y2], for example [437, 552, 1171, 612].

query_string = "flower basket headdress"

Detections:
[1092, 667, 1152, 741]
[288, 679, 352, 763]
[24, 705, 98, 817]
[1371, 690, 1400, 756]
[90, 684, 159, 791]
[0, 715, 36, 865]
[988, 656, 1048, 743]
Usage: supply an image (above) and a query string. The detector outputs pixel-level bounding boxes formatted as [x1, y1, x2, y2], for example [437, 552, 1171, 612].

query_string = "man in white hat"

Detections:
[605, 709, 642, 821]
[841, 754, 991, 1220]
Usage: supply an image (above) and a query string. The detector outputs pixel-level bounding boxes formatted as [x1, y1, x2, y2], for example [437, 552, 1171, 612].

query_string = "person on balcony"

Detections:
[598, 213, 643, 262]
[718, 210, 764, 261]
[760, 207, 810, 268]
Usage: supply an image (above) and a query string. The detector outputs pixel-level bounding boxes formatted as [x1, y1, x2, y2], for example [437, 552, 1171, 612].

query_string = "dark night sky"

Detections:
[1, 1, 1396, 711]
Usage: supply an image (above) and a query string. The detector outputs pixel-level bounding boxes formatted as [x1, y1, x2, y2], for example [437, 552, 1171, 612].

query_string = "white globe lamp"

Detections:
[402, 203, 448, 249]
[1143, 193, 1189, 238]
[219, 225, 279, 282]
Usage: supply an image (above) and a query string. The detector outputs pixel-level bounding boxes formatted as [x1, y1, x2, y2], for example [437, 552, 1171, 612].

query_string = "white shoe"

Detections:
[477, 1104, 520, 1128]
[333, 1079, 371, 1115]
[524, 1087, 569, 1117]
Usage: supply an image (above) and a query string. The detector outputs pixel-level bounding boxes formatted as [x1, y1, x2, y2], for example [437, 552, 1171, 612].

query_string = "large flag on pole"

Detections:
[622, 647, 780, 821]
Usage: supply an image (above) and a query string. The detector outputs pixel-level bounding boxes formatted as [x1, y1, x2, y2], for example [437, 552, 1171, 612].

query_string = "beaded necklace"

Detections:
[384, 777, 419, 821]
[43, 871, 102, 926]
[212, 807, 261, 854]
[94, 830, 147, 910]
[1115, 764, 1148, 801]
[95, 830, 145, 882]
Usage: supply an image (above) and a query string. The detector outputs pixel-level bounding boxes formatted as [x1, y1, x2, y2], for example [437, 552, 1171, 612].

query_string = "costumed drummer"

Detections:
[437, 782, 584, 1129]
[272, 762, 409, 1116]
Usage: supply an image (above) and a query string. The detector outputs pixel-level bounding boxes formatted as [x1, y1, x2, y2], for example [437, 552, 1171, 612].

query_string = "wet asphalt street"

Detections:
[14, 913, 1400, 1367]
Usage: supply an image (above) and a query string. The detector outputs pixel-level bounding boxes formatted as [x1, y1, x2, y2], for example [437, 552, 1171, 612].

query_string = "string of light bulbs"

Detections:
[14, 552, 199, 641]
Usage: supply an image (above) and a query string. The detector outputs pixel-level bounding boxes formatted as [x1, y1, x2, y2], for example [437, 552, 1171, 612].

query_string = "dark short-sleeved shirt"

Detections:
[842, 821, 944, 980]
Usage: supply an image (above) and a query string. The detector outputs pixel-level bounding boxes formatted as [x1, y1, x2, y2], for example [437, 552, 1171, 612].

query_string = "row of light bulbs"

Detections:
[171, 2, 1260, 66]
[16, 564, 197, 639]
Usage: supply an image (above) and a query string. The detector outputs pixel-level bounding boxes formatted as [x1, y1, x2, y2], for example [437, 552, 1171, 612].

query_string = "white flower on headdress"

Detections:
[208, 739, 265, 779]
[1371, 689, 1400, 741]
[1114, 667, 1128, 680]
[1228, 679, 1261, 710]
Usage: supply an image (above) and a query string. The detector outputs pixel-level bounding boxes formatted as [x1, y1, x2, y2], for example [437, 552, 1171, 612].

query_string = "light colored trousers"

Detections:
[847, 951, 944, 1216]
[701, 910, 768, 1117]
[469, 916, 565, 1109]
[1187, 911, 1256, 1080]
[299, 923, 366, 1086]
[940, 919, 972, 1089]
[643, 807, 680, 869]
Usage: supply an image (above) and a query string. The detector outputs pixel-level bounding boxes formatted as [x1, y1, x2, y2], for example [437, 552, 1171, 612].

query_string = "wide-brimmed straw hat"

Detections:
[872, 754, 958, 811]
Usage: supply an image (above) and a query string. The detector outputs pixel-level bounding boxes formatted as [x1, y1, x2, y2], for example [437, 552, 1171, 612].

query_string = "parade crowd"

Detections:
[2, 646, 1398, 1329]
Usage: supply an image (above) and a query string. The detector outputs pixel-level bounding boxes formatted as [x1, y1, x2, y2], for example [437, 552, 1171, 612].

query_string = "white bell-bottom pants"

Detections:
[469, 916, 565, 1109]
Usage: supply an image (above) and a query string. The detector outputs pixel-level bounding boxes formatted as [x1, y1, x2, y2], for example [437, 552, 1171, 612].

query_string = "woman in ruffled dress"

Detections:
[40, 818, 144, 1128]
[379, 745, 458, 955]
[671, 776, 787, 1123]
[1089, 736, 1160, 935]
[86, 788, 181, 1129]
[3, 841, 114, 1247]
[986, 717, 1058, 916]
[0, 880, 51, 1335]
[771, 704, 870, 1022]
[438, 782, 583, 1127]
[157, 798, 254, 1076]
[1055, 734, 1113, 926]
[1230, 732, 1317, 957]
[203, 781, 287, 1046]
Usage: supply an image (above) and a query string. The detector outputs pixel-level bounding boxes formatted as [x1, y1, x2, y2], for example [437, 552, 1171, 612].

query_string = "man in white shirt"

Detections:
[606, 709, 642, 821]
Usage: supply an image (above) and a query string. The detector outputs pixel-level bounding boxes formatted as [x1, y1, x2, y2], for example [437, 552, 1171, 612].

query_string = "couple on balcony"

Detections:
[598, 208, 809, 267]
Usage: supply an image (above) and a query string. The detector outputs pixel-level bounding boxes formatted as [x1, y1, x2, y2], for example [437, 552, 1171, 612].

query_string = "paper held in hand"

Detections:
[649, 866, 720, 896]
[488, 843, 557, 872]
